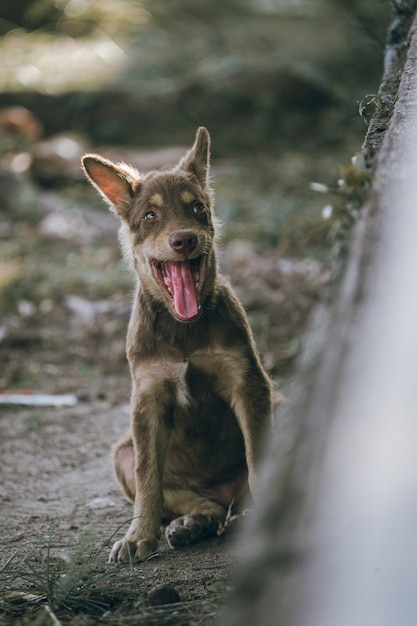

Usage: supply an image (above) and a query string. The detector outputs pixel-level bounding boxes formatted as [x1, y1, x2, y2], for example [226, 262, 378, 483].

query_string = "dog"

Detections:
[81, 127, 272, 562]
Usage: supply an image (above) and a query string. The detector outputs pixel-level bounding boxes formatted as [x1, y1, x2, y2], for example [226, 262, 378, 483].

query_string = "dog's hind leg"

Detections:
[163, 483, 226, 548]
[112, 434, 135, 502]
[113, 441, 227, 548]
[113, 438, 225, 548]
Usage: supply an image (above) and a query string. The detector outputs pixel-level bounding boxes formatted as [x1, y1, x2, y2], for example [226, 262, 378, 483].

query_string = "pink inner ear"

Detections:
[98, 175, 128, 205]
[86, 160, 131, 207]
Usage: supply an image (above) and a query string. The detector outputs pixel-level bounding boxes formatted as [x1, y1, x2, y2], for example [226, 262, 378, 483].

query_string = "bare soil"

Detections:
[0, 398, 236, 623]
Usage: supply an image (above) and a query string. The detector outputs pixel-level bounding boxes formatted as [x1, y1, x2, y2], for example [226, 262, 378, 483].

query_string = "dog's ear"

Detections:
[82, 154, 141, 220]
[178, 127, 211, 188]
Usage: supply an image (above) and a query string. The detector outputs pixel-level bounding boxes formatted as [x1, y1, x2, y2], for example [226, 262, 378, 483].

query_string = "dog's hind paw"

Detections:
[165, 514, 219, 548]
[109, 537, 157, 563]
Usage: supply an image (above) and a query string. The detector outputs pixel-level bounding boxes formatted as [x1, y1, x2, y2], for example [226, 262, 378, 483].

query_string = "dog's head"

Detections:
[82, 127, 218, 323]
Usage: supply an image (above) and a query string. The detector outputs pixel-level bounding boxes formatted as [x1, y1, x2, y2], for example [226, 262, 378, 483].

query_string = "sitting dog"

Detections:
[82, 127, 272, 562]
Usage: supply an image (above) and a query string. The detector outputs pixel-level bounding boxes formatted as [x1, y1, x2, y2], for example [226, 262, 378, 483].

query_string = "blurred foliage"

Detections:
[0, 0, 393, 157]
[0, 0, 395, 269]
[215, 151, 338, 254]
[0, 218, 131, 313]
[0, 0, 149, 36]
[332, 0, 394, 46]
[0, 0, 391, 98]
[119, 0, 391, 102]
[306, 154, 374, 245]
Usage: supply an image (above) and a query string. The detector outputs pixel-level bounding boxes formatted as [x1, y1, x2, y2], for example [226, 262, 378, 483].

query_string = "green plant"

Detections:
[308, 154, 373, 244]
[25, 413, 44, 433]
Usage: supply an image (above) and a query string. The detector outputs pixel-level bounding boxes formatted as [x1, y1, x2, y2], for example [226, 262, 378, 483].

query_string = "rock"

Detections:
[0, 106, 43, 143]
[38, 203, 117, 242]
[38, 208, 91, 241]
[31, 131, 90, 183]
[85, 497, 115, 510]
[64, 295, 131, 327]
[148, 584, 181, 606]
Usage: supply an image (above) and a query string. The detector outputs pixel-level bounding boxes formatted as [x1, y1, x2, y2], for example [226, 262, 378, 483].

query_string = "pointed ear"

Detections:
[178, 127, 211, 187]
[81, 154, 141, 219]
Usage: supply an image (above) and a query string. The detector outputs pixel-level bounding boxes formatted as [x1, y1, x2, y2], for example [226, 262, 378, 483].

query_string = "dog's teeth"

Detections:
[164, 277, 171, 287]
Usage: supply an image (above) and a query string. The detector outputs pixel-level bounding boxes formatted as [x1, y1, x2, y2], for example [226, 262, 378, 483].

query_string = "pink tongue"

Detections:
[166, 261, 198, 320]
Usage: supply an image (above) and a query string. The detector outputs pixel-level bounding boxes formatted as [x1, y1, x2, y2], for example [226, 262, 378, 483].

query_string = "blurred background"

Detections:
[0, 0, 391, 395]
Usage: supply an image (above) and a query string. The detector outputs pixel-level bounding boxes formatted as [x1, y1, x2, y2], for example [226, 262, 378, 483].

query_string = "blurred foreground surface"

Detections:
[222, 4, 417, 626]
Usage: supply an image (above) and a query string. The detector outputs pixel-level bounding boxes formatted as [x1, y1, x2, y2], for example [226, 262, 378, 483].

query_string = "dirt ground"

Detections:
[0, 391, 237, 624]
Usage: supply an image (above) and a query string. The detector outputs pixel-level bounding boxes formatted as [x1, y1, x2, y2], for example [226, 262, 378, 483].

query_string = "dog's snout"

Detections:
[169, 231, 198, 255]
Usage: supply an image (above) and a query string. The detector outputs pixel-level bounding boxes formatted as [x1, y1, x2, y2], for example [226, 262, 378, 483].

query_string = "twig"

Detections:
[44, 604, 62, 626]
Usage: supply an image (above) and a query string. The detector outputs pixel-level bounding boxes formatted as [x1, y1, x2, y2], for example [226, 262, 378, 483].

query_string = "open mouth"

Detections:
[151, 255, 207, 322]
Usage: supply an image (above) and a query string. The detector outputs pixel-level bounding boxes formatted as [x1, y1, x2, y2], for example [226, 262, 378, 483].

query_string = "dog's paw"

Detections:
[109, 537, 157, 563]
[165, 514, 219, 548]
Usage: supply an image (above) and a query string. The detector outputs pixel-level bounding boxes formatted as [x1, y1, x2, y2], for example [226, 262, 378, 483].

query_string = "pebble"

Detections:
[148, 584, 181, 606]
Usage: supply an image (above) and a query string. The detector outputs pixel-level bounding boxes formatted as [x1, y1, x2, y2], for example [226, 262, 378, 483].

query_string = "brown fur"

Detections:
[82, 127, 272, 562]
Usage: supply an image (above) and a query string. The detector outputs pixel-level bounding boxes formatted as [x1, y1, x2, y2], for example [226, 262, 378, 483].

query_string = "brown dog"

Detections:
[82, 128, 272, 562]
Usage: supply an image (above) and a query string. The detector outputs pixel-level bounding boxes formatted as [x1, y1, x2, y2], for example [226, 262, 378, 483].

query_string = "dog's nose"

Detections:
[169, 231, 198, 255]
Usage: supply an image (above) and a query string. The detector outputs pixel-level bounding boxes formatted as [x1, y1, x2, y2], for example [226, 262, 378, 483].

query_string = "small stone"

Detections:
[148, 584, 181, 606]
[85, 497, 115, 510]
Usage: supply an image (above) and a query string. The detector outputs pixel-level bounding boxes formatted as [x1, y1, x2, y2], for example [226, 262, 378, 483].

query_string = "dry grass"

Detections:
[0, 522, 225, 626]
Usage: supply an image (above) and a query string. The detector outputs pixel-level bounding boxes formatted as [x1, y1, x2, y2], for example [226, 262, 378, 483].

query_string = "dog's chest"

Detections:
[134, 347, 247, 477]
[183, 346, 246, 405]
[166, 350, 246, 477]
[136, 346, 245, 419]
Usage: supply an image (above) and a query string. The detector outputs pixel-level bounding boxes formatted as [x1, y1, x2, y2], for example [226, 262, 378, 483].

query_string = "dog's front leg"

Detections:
[223, 354, 272, 495]
[235, 388, 271, 495]
[109, 380, 171, 563]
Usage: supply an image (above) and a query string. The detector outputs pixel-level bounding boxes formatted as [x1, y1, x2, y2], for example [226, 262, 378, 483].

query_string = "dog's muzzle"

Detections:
[151, 254, 207, 322]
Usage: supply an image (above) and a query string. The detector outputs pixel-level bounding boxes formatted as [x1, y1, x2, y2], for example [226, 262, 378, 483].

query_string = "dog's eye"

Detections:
[193, 202, 205, 214]
[143, 211, 157, 221]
